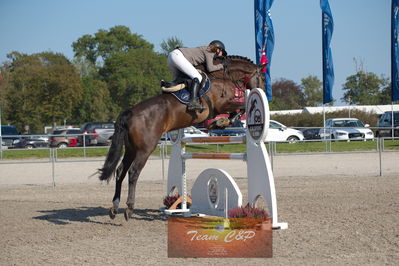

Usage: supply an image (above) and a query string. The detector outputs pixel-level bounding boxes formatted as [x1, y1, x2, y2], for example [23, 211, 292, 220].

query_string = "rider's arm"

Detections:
[204, 50, 224, 72]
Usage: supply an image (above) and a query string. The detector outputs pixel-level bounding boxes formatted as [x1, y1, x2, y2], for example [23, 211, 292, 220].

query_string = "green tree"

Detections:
[101, 49, 171, 111]
[72, 26, 173, 114]
[71, 76, 117, 124]
[72, 25, 154, 65]
[301, 75, 323, 107]
[342, 71, 389, 105]
[72, 56, 97, 78]
[4, 52, 82, 132]
[71, 56, 117, 123]
[378, 81, 392, 104]
[270, 78, 306, 110]
[0, 64, 11, 123]
[160, 36, 184, 55]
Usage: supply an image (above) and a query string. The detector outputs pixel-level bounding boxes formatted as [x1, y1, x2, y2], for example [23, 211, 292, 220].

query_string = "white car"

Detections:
[160, 126, 208, 141]
[319, 118, 374, 141]
[266, 120, 304, 142]
[183, 126, 209, 138]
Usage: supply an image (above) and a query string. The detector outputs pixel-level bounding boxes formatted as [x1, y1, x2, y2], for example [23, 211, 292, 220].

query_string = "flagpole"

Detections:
[323, 104, 326, 140]
[0, 105, 3, 159]
[392, 0, 399, 134]
[392, 101, 394, 139]
[323, 104, 328, 152]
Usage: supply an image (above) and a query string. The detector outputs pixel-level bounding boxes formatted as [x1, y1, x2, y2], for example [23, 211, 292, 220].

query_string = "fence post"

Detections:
[51, 148, 56, 187]
[0, 136, 3, 160]
[374, 138, 380, 151]
[379, 138, 383, 176]
[269, 141, 274, 171]
[83, 134, 86, 158]
[161, 142, 165, 181]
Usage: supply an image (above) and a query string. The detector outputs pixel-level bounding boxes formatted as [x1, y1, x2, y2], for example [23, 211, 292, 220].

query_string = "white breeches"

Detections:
[167, 49, 202, 82]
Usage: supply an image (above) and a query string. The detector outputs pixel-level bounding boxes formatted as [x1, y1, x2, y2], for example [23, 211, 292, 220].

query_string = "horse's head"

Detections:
[244, 63, 266, 90]
[218, 56, 265, 91]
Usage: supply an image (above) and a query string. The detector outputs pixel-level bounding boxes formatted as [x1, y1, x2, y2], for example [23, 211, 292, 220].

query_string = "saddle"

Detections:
[160, 73, 211, 105]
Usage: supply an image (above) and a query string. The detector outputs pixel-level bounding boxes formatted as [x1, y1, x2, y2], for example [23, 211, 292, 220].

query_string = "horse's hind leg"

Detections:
[124, 151, 150, 221]
[109, 153, 134, 219]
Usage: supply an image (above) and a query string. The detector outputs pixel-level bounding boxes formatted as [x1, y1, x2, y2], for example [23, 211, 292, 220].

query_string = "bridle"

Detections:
[208, 59, 264, 100]
[244, 64, 264, 89]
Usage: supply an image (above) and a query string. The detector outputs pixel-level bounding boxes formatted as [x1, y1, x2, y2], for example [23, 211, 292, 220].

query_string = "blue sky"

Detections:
[0, 0, 391, 106]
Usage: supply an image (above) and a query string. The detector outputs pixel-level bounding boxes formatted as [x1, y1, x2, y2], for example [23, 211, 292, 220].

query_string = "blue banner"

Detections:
[254, 0, 274, 102]
[392, 0, 399, 101]
[320, 0, 334, 104]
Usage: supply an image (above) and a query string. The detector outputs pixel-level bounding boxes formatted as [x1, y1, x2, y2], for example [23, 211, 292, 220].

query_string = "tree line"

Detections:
[0, 25, 392, 133]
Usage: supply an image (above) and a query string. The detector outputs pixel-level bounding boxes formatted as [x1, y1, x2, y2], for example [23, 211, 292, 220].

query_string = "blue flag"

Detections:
[254, 0, 274, 102]
[392, 0, 399, 101]
[320, 0, 334, 104]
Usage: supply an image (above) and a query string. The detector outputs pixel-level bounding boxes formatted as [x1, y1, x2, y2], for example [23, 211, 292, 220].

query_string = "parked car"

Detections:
[49, 128, 82, 148]
[79, 122, 115, 146]
[208, 120, 246, 136]
[319, 118, 374, 141]
[0, 125, 22, 148]
[160, 126, 209, 141]
[14, 135, 50, 149]
[376, 111, 399, 138]
[209, 120, 304, 142]
[267, 120, 304, 142]
[183, 126, 209, 138]
[301, 128, 322, 140]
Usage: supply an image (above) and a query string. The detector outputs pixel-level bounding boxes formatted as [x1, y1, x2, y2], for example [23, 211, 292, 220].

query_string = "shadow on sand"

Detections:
[33, 207, 166, 225]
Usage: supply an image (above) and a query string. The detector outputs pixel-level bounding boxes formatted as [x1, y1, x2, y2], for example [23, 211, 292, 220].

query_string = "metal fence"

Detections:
[1, 132, 399, 186]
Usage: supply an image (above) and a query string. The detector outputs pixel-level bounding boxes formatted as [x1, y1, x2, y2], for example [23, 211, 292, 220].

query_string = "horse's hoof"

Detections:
[124, 208, 133, 221]
[109, 207, 117, 219]
[216, 117, 230, 127]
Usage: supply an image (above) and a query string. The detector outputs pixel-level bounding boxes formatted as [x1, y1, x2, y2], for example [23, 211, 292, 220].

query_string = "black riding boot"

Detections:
[187, 78, 205, 111]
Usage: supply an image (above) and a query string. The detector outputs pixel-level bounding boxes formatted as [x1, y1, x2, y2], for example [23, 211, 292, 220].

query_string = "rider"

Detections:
[166, 40, 227, 111]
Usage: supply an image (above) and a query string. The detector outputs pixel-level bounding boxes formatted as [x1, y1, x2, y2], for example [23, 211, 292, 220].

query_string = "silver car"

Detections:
[319, 118, 374, 141]
[80, 122, 115, 146]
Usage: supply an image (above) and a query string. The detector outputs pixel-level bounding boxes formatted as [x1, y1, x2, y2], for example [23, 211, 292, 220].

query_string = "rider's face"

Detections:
[216, 48, 223, 57]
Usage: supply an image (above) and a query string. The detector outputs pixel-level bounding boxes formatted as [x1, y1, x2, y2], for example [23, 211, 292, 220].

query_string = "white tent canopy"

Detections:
[270, 104, 399, 116]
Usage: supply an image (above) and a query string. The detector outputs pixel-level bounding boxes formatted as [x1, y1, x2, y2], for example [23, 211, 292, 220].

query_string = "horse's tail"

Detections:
[98, 109, 132, 182]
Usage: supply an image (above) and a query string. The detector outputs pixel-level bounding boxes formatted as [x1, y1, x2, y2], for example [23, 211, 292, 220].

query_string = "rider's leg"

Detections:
[163, 49, 202, 88]
[187, 77, 204, 111]
[167, 49, 205, 111]
[168, 49, 202, 82]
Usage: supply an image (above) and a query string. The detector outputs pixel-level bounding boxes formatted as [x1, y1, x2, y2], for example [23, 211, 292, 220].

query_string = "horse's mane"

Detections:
[200, 55, 255, 77]
[226, 55, 254, 65]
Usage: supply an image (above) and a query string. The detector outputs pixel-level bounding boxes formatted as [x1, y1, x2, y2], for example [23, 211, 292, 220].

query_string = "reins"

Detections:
[208, 59, 262, 100]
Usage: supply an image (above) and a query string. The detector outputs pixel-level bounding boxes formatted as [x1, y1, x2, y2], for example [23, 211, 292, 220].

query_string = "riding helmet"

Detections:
[209, 40, 227, 56]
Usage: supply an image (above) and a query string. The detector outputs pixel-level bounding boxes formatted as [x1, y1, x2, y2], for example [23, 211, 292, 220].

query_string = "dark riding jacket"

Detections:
[179, 46, 224, 72]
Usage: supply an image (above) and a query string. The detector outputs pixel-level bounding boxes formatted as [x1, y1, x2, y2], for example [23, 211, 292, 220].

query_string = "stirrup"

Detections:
[161, 80, 178, 88]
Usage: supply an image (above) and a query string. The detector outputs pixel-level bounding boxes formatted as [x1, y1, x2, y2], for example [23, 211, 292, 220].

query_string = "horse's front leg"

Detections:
[228, 108, 246, 125]
[210, 102, 246, 129]
[225, 101, 246, 125]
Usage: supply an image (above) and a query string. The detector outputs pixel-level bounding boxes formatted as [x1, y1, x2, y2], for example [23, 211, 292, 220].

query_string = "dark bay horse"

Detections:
[98, 56, 265, 220]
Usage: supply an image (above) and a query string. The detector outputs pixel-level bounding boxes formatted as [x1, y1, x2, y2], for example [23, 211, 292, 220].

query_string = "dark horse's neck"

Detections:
[208, 55, 257, 83]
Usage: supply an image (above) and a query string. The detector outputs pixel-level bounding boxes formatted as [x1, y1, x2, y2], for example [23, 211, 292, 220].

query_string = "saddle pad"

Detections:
[170, 78, 211, 104]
